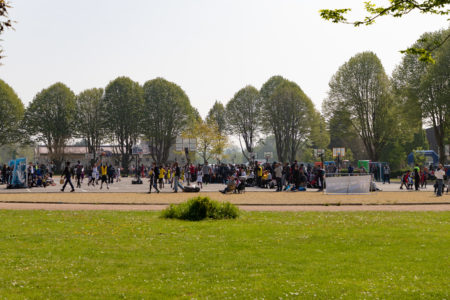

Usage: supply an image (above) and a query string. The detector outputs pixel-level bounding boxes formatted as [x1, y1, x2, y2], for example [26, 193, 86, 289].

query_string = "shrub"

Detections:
[161, 196, 239, 221]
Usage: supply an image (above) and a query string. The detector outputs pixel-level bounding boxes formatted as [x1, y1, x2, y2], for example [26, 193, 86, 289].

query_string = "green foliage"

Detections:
[206, 100, 227, 134]
[161, 196, 239, 221]
[412, 148, 427, 167]
[0, 0, 13, 61]
[25, 83, 76, 167]
[142, 77, 194, 163]
[394, 29, 450, 164]
[75, 88, 106, 161]
[261, 76, 315, 163]
[104, 77, 143, 171]
[226, 85, 262, 161]
[320, 0, 449, 63]
[0, 79, 24, 146]
[326, 52, 393, 161]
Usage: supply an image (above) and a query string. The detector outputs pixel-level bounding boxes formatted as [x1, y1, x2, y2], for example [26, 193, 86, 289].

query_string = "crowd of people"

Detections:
[399, 164, 449, 196]
[131, 160, 326, 193]
[1, 159, 448, 195]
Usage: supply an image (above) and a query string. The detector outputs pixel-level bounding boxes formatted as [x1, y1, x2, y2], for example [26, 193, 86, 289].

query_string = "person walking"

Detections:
[75, 161, 83, 188]
[173, 162, 184, 192]
[148, 162, 160, 193]
[61, 162, 75, 192]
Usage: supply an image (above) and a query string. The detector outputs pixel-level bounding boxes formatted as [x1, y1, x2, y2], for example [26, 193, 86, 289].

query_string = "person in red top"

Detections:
[189, 164, 196, 182]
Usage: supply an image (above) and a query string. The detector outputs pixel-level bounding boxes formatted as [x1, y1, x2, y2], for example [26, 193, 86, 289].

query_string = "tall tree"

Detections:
[104, 77, 143, 171]
[142, 77, 194, 163]
[75, 88, 106, 162]
[261, 78, 315, 162]
[393, 29, 449, 164]
[326, 52, 393, 161]
[206, 100, 227, 134]
[0, 79, 24, 146]
[226, 85, 262, 162]
[25, 83, 76, 168]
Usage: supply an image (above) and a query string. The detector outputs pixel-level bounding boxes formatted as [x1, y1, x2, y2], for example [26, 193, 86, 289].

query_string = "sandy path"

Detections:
[0, 202, 449, 212]
[0, 191, 449, 205]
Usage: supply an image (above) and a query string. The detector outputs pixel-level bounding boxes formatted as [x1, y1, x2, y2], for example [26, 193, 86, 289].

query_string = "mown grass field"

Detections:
[0, 210, 448, 299]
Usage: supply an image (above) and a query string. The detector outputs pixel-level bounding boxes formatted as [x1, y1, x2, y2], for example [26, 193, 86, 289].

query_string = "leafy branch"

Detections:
[320, 0, 450, 63]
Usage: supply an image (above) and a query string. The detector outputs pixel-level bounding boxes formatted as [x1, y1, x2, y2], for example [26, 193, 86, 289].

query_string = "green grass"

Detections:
[0, 210, 448, 299]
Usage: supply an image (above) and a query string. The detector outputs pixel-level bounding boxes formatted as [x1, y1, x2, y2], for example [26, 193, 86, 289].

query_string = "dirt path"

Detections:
[0, 202, 449, 212]
[0, 191, 449, 205]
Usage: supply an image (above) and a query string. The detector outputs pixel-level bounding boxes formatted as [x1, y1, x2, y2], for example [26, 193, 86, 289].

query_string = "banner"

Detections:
[8, 157, 27, 188]
[325, 175, 371, 194]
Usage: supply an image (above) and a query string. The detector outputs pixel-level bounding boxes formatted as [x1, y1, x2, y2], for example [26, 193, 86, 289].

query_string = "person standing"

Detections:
[434, 164, 445, 196]
[61, 162, 75, 192]
[414, 165, 420, 191]
[100, 163, 109, 190]
[274, 162, 283, 192]
[197, 168, 203, 189]
[202, 162, 211, 185]
[383, 165, 390, 184]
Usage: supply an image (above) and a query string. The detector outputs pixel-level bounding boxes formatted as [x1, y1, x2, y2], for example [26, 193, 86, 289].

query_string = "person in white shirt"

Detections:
[434, 164, 445, 196]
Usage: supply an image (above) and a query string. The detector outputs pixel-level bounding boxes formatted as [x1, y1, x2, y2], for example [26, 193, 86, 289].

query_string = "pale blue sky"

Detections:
[1, 0, 448, 117]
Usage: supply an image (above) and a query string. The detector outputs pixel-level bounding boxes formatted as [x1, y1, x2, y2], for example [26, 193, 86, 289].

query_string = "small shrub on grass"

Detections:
[161, 196, 239, 221]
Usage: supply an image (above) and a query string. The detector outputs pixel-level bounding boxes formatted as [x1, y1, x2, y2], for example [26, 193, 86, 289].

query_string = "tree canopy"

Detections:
[325, 52, 393, 161]
[142, 77, 194, 163]
[75, 88, 106, 162]
[261, 76, 315, 163]
[25, 82, 76, 167]
[0, 79, 24, 145]
[226, 85, 262, 162]
[104, 76, 143, 171]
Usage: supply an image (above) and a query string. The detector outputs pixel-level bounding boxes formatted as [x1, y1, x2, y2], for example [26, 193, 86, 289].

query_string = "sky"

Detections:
[1, 0, 449, 117]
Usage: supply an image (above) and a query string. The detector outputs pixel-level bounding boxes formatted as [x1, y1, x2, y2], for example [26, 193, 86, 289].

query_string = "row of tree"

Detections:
[323, 28, 449, 167]
[1, 28, 448, 169]
[2, 77, 197, 171]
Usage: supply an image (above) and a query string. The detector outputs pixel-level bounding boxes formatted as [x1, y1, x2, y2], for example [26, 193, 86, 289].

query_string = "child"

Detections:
[197, 169, 203, 189]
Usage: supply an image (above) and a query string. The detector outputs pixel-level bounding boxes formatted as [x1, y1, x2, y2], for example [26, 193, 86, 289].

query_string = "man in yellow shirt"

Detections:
[100, 163, 109, 190]
[159, 165, 165, 189]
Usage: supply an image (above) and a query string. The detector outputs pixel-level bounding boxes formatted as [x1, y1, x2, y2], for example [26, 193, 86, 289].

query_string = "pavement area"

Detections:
[0, 178, 448, 211]
[0, 177, 441, 193]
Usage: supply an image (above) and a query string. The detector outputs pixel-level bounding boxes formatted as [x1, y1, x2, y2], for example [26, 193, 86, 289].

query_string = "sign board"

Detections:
[264, 152, 273, 159]
[85, 153, 94, 159]
[333, 148, 345, 158]
[175, 137, 197, 152]
[314, 149, 324, 157]
[132, 146, 143, 155]
[249, 152, 257, 160]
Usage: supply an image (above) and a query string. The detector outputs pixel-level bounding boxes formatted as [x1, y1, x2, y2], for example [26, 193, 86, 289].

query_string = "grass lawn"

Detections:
[0, 210, 448, 299]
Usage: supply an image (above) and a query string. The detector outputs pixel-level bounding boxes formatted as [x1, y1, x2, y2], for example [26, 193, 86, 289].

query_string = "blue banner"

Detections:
[8, 157, 27, 188]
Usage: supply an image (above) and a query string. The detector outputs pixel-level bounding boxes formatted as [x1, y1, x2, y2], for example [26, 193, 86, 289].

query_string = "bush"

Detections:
[161, 196, 239, 221]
